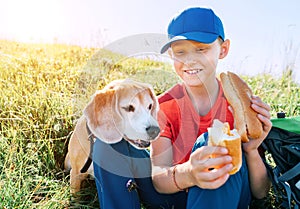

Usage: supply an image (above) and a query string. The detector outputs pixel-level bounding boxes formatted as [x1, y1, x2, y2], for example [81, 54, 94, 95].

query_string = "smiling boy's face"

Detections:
[169, 39, 229, 87]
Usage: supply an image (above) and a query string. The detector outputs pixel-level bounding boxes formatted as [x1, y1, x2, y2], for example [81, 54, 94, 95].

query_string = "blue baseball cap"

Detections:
[160, 7, 225, 53]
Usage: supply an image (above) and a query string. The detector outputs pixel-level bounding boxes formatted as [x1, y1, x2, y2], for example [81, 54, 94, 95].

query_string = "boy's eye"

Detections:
[173, 50, 185, 56]
[196, 48, 205, 52]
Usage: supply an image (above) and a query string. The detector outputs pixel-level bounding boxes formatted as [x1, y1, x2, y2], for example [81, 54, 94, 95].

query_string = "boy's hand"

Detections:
[187, 146, 233, 189]
[242, 96, 272, 153]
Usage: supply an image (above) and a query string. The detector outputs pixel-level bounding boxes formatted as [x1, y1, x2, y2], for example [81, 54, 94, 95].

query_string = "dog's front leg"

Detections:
[70, 168, 88, 194]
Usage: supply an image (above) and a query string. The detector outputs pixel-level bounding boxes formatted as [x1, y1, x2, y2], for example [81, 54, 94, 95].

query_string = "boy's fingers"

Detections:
[195, 146, 228, 160]
[258, 114, 272, 132]
[252, 103, 271, 119]
[197, 167, 231, 189]
[251, 95, 271, 112]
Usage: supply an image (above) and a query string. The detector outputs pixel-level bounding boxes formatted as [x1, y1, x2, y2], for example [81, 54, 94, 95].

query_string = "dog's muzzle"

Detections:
[125, 126, 160, 149]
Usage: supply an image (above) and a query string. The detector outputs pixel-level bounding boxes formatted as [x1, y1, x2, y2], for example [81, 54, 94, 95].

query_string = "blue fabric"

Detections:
[93, 139, 187, 209]
[186, 132, 252, 209]
[160, 7, 225, 53]
[93, 133, 252, 209]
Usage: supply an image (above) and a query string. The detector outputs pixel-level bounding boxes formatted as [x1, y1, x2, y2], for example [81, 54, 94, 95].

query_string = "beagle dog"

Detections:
[64, 79, 160, 194]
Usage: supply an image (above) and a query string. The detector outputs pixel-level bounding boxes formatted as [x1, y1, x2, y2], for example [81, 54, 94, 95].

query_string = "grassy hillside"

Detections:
[0, 40, 299, 208]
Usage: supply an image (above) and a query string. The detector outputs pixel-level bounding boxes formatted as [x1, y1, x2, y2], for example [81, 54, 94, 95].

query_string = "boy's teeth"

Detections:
[186, 69, 201, 74]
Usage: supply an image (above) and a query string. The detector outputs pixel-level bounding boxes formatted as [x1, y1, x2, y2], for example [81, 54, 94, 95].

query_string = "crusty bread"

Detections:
[220, 71, 263, 142]
[208, 119, 242, 175]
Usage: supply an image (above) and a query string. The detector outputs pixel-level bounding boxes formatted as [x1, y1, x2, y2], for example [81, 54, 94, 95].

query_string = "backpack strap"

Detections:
[278, 162, 300, 208]
[279, 162, 300, 182]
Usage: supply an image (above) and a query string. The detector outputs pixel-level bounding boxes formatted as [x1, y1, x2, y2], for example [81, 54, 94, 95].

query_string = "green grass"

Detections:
[0, 40, 299, 208]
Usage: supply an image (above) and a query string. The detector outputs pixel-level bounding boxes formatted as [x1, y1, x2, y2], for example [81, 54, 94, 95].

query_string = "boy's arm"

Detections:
[244, 149, 270, 198]
[150, 136, 191, 193]
[243, 96, 272, 198]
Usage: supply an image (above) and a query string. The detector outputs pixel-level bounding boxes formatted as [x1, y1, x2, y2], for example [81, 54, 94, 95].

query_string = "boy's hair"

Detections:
[161, 7, 225, 53]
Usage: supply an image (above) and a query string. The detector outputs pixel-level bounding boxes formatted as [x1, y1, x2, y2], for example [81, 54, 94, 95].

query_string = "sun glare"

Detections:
[1, 0, 66, 43]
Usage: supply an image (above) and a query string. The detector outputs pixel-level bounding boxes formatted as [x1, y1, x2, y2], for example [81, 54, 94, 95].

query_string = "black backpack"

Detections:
[262, 117, 300, 209]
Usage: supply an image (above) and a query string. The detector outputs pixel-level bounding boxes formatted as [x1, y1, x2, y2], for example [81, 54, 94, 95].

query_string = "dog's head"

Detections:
[83, 79, 160, 149]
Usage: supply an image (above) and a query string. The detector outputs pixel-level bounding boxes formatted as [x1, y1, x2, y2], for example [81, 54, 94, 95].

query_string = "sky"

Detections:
[0, 0, 300, 82]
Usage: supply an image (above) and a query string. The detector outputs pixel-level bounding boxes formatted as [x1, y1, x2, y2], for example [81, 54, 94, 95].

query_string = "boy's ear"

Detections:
[219, 39, 230, 59]
[167, 48, 173, 58]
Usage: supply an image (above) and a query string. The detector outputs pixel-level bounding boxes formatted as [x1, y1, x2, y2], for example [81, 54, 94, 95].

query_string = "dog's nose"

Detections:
[146, 126, 160, 139]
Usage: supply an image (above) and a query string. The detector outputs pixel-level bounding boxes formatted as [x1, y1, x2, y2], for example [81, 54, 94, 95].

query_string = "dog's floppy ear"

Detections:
[83, 89, 123, 143]
[148, 87, 159, 119]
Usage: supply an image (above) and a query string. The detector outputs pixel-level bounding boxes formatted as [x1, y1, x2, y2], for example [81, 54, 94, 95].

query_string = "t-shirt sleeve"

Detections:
[157, 108, 173, 140]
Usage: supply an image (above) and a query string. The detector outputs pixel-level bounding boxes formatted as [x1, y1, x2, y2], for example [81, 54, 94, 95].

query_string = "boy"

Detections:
[92, 6, 271, 209]
[151, 7, 271, 208]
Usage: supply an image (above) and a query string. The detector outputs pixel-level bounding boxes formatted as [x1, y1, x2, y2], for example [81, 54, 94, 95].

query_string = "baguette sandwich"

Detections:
[220, 71, 263, 142]
[208, 119, 242, 175]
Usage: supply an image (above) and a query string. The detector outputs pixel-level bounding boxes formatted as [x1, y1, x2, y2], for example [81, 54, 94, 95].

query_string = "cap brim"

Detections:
[160, 32, 219, 54]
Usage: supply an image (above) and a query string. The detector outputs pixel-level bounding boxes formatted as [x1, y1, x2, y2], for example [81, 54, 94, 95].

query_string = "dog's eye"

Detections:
[123, 105, 135, 112]
[148, 104, 152, 110]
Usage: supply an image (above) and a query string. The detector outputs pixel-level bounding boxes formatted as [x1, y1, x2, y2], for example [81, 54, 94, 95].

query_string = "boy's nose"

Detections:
[185, 52, 200, 62]
[183, 56, 199, 67]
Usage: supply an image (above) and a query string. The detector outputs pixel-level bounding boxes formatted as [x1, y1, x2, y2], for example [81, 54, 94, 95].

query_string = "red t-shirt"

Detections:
[158, 80, 234, 164]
